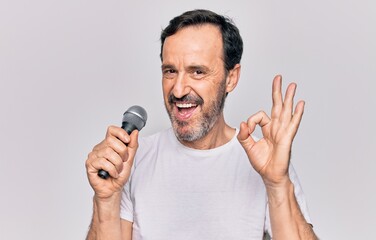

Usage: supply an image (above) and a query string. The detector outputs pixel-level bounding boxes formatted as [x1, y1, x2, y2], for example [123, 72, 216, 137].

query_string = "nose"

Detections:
[171, 73, 191, 99]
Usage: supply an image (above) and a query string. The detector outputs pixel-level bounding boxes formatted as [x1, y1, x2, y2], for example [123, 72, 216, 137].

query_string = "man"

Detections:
[85, 9, 317, 240]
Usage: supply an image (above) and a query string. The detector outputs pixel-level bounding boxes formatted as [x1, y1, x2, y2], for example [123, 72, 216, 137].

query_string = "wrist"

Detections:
[265, 178, 294, 207]
[94, 192, 122, 223]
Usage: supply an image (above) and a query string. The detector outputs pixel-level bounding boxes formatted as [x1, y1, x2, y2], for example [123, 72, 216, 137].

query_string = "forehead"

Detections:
[162, 24, 224, 65]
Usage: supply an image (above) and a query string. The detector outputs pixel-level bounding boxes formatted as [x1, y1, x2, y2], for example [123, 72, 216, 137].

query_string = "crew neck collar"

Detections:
[168, 128, 239, 157]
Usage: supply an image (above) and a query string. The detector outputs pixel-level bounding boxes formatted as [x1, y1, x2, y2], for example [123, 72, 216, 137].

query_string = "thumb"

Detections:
[125, 130, 139, 165]
[237, 122, 256, 149]
[128, 130, 139, 150]
[119, 130, 139, 179]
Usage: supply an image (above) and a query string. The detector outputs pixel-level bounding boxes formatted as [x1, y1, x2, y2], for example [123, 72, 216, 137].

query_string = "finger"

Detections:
[289, 100, 305, 137]
[271, 75, 283, 120]
[281, 82, 297, 122]
[237, 122, 255, 161]
[237, 122, 256, 150]
[105, 125, 130, 144]
[247, 110, 271, 129]
[94, 135, 129, 160]
[95, 147, 124, 174]
[238, 121, 253, 141]
[87, 156, 119, 179]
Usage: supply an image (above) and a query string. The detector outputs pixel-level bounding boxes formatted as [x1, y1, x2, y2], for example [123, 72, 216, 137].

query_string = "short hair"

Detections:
[160, 9, 243, 72]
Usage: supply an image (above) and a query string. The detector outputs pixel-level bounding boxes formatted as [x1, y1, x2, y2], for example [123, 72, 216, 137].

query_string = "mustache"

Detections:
[168, 94, 204, 105]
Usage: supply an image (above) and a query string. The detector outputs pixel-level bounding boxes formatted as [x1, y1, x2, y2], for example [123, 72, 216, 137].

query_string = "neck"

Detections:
[179, 114, 236, 150]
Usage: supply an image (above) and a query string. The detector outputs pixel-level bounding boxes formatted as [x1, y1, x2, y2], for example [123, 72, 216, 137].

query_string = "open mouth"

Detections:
[175, 102, 198, 120]
[168, 94, 203, 121]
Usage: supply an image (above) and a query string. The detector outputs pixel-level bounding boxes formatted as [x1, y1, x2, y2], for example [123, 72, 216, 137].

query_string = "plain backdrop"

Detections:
[1, 0, 375, 239]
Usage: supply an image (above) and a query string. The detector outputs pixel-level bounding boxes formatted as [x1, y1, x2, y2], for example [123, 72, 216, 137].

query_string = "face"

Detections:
[161, 24, 228, 142]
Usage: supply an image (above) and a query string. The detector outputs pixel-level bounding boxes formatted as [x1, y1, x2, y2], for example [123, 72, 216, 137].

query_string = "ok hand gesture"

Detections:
[238, 75, 305, 188]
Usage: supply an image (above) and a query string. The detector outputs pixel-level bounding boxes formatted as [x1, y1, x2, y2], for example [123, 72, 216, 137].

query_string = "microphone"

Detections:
[97, 105, 148, 179]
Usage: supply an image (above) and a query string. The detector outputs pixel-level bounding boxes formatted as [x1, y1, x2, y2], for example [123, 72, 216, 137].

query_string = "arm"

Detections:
[238, 75, 317, 239]
[86, 193, 132, 240]
[266, 179, 315, 239]
[85, 126, 138, 240]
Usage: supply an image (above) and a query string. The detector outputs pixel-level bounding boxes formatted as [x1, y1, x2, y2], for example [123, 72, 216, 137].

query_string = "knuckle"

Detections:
[104, 135, 114, 146]
[85, 154, 96, 168]
[87, 151, 95, 160]
[105, 125, 115, 137]
[107, 125, 118, 134]
[85, 159, 90, 168]
[93, 140, 104, 150]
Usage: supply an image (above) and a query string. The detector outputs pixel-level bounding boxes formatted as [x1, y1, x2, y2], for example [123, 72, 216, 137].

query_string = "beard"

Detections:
[164, 79, 227, 142]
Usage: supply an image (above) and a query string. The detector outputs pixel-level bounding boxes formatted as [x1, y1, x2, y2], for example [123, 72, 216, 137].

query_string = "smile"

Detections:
[174, 102, 198, 120]
[176, 103, 197, 108]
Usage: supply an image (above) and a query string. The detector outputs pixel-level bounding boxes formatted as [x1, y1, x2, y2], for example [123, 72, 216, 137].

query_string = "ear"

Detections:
[225, 64, 241, 93]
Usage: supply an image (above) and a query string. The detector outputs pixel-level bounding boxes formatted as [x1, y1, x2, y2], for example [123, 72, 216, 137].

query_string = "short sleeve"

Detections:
[120, 136, 149, 223]
[264, 164, 312, 238]
[120, 179, 134, 222]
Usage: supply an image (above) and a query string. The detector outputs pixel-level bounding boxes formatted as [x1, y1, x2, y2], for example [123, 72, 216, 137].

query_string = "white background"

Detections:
[1, 0, 375, 239]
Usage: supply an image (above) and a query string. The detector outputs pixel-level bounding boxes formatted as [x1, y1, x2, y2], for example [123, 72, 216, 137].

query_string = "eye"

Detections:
[191, 68, 206, 79]
[163, 68, 177, 78]
[167, 69, 176, 74]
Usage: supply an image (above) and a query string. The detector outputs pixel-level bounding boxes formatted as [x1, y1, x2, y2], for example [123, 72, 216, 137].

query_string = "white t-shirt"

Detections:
[121, 128, 311, 240]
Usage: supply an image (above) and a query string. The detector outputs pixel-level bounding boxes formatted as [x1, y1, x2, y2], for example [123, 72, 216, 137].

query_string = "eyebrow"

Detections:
[187, 65, 209, 72]
[161, 64, 175, 71]
[161, 64, 210, 72]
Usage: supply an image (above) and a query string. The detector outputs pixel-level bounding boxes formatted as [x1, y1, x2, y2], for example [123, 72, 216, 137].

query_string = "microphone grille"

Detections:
[122, 105, 148, 131]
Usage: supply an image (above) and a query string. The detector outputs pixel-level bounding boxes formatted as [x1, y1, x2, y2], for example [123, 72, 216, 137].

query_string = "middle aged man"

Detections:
[86, 9, 318, 240]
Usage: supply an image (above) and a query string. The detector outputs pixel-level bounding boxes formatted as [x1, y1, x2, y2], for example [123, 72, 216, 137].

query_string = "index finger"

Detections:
[106, 125, 130, 144]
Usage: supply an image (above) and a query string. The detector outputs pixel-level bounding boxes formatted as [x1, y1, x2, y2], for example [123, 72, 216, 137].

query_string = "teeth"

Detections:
[176, 103, 197, 108]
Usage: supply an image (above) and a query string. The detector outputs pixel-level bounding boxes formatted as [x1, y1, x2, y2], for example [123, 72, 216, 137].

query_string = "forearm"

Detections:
[86, 192, 124, 240]
[267, 179, 317, 240]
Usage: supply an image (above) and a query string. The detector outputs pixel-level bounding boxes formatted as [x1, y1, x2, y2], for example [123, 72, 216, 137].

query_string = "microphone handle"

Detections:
[97, 123, 136, 179]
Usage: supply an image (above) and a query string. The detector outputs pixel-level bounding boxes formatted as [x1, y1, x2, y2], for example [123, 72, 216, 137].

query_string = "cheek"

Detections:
[162, 80, 170, 95]
[194, 82, 216, 102]
[162, 80, 172, 103]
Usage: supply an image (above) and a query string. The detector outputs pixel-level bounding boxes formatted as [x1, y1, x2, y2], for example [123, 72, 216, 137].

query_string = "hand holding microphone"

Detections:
[85, 106, 147, 198]
[98, 106, 147, 179]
